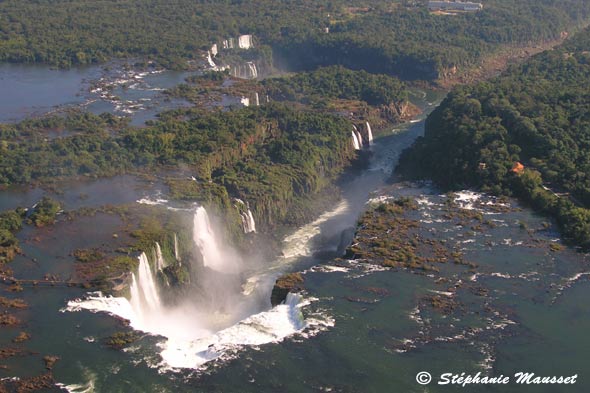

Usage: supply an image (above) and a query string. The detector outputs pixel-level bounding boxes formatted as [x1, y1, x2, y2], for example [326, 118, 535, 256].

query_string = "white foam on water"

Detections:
[282, 199, 349, 259]
[65, 205, 335, 372]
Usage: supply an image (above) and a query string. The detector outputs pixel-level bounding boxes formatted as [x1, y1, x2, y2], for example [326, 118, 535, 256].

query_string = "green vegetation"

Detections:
[262, 66, 407, 106]
[105, 331, 140, 349]
[27, 197, 61, 227]
[398, 26, 590, 247]
[0, 104, 356, 231]
[0, 209, 25, 264]
[0, 1, 589, 79]
[347, 199, 462, 270]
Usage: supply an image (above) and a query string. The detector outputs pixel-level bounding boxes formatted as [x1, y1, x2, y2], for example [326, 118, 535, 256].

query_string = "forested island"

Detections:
[397, 25, 590, 247]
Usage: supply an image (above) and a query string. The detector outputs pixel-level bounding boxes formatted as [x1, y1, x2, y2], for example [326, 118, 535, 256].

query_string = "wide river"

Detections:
[1, 65, 589, 392]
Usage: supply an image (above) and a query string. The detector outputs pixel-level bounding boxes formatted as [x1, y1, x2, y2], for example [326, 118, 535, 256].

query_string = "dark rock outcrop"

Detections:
[270, 273, 304, 306]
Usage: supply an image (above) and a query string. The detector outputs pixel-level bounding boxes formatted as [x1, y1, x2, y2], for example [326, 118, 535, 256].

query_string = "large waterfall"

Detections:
[65, 204, 331, 370]
[129, 253, 163, 327]
[192, 206, 238, 273]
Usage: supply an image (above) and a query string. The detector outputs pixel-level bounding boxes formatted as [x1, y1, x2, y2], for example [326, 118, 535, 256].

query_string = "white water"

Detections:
[193, 206, 238, 273]
[173, 233, 180, 263]
[231, 62, 258, 79]
[356, 131, 364, 148]
[238, 34, 254, 49]
[366, 121, 373, 145]
[155, 242, 166, 271]
[241, 208, 257, 233]
[66, 205, 329, 371]
[130, 253, 163, 324]
[254, 91, 260, 106]
[351, 131, 361, 150]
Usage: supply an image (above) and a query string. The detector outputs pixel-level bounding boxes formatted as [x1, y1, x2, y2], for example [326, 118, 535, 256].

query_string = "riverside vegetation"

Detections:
[397, 26, 590, 247]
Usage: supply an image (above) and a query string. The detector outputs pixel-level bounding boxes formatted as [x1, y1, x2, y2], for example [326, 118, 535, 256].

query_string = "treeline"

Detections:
[1, 1, 590, 79]
[0, 104, 356, 230]
[397, 26, 590, 247]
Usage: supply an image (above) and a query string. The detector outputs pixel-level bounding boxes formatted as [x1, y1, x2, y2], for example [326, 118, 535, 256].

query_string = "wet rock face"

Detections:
[270, 273, 304, 306]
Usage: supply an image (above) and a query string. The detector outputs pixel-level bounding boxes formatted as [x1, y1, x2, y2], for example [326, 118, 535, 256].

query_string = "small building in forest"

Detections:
[511, 162, 525, 175]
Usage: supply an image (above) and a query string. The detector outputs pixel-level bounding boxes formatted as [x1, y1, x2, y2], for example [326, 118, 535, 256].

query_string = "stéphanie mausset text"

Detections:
[438, 372, 578, 387]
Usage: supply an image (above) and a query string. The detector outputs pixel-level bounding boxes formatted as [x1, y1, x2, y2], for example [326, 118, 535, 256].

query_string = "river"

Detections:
[1, 67, 589, 392]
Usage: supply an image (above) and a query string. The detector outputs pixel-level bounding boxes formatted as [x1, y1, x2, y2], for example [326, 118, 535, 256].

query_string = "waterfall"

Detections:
[247, 209, 256, 233]
[174, 233, 181, 263]
[247, 62, 258, 78]
[240, 97, 250, 107]
[254, 92, 260, 106]
[130, 253, 162, 320]
[356, 131, 364, 148]
[206, 51, 217, 69]
[155, 242, 166, 271]
[66, 202, 332, 370]
[241, 209, 256, 234]
[193, 206, 237, 273]
[210, 44, 218, 57]
[238, 34, 254, 49]
[230, 62, 258, 79]
[351, 131, 360, 150]
[366, 122, 373, 145]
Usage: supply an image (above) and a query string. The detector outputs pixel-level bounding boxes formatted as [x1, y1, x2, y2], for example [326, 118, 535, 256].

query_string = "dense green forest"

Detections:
[261, 66, 407, 106]
[397, 27, 590, 246]
[1, 0, 589, 79]
[0, 105, 355, 229]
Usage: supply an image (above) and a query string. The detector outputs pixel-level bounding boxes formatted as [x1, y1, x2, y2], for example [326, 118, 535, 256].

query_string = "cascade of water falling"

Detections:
[174, 233, 181, 263]
[240, 97, 250, 107]
[366, 121, 373, 145]
[254, 92, 260, 106]
[241, 208, 257, 233]
[155, 242, 166, 271]
[130, 253, 162, 319]
[238, 34, 254, 49]
[193, 206, 237, 273]
[351, 131, 361, 150]
[210, 44, 218, 57]
[206, 51, 217, 69]
[246, 209, 256, 233]
[356, 131, 364, 148]
[247, 62, 258, 78]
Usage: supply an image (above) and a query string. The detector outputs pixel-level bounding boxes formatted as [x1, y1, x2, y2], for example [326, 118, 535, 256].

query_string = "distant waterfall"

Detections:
[351, 131, 361, 150]
[231, 62, 258, 79]
[238, 34, 254, 49]
[366, 122, 373, 146]
[174, 233, 181, 263]
[206, 51, 217, 69]
[193, 206, 238, 273]
[240, 97, 250, 107]
[254, 92, 260, 106]
[155, 242, 166, 271]
[241, 209, 257, 234]
[130, 253, 162, 322]
[356, 131, 363, 148]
